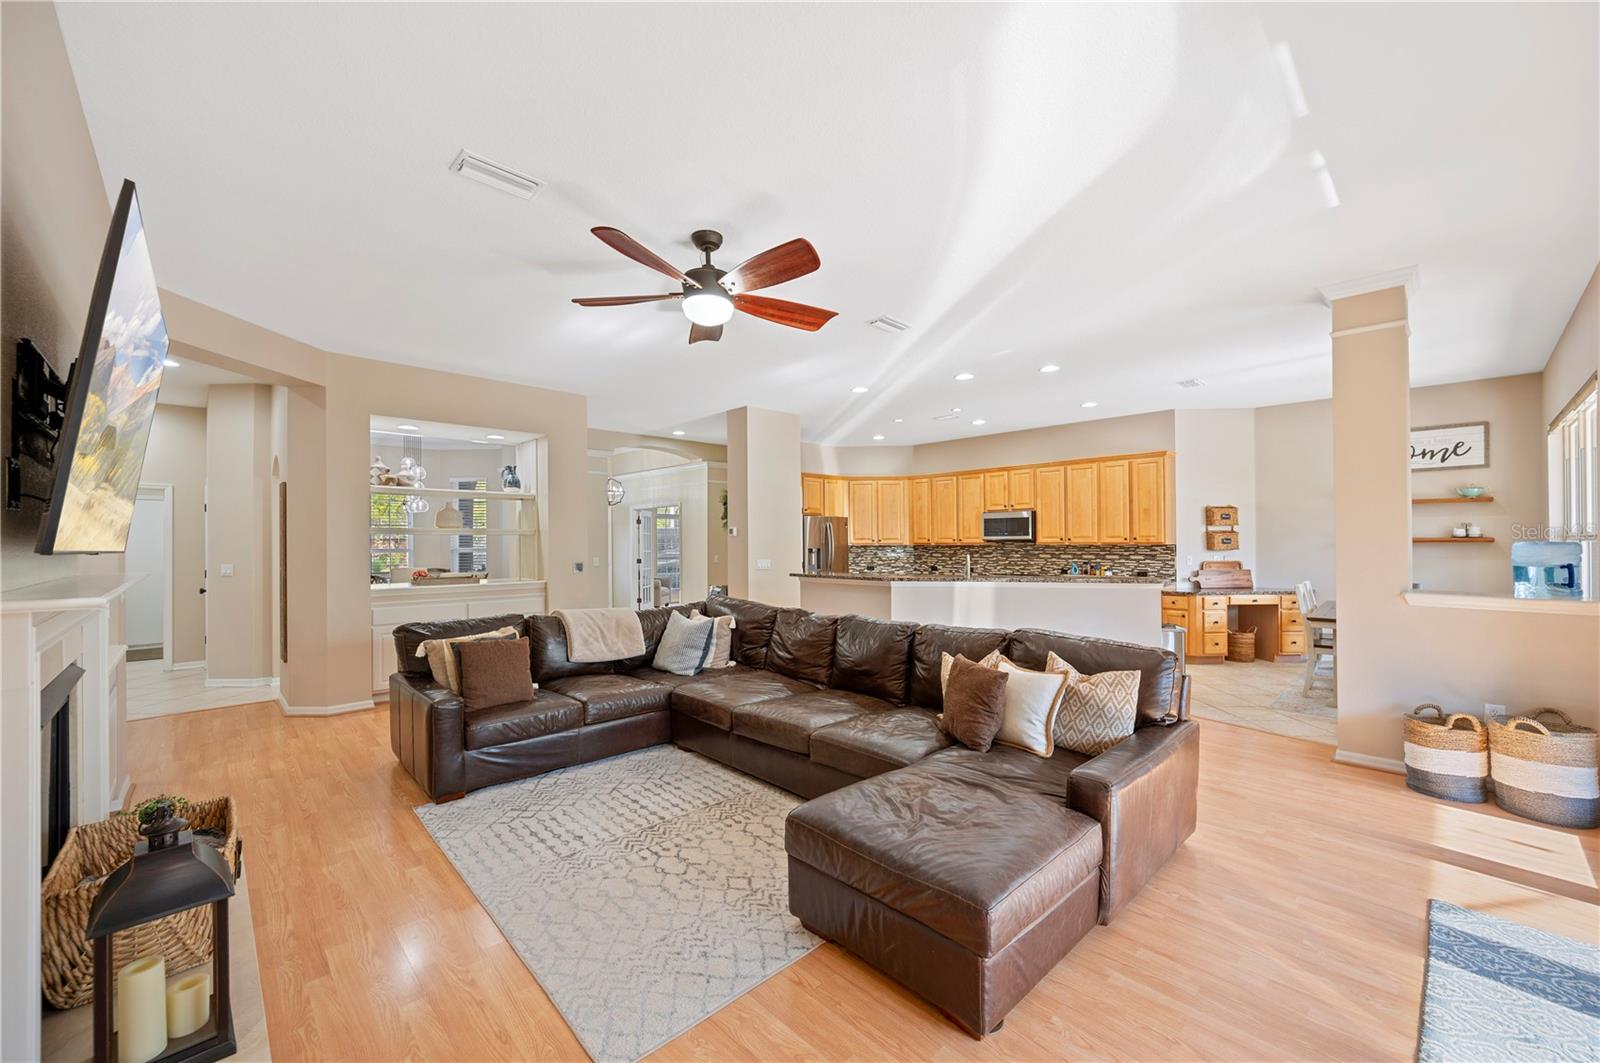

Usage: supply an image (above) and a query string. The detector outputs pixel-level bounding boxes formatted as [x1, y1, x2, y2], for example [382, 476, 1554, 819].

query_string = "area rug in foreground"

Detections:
[1418, 899, 1599, 1062]
[415, 745, 820, 1062]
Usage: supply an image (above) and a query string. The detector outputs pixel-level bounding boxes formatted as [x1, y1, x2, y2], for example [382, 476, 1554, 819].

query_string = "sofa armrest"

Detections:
[1068, 719, 1199, 925]
[389, 672, 467, 800]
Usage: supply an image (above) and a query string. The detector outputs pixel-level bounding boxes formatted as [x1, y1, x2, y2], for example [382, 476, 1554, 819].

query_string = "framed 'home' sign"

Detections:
[1410, 421, 1489, 470]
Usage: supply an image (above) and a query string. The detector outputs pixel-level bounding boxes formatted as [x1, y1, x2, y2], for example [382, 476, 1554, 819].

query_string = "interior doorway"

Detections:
[632, 503, 682, 607]
[125, 484, 173, 667]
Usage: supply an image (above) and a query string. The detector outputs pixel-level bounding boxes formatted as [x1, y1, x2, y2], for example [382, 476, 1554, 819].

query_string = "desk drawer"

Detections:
[1200, 595, 1228, 611]
[1279, 595, 1301, 610]
[1201, 610, 1228, 633]
[1162, 609, 1189, 628]
[1281, 631, 1306, 654]
[1280, 613, 1305, 631]
[1229, 594, 1280, 606]
[1199, 632, 1227, 656]
[1161, 594, 1189, 612]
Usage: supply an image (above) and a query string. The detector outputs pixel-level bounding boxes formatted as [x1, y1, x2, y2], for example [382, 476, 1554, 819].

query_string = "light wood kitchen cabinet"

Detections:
[982, 470, 1009, 512]
[801, 475, 824, 515]
[1007, 468, 1035, 511]
[824, 478, 849, 520]
[1130, 455, 1166, 543]
[908, 478, 932, 544]
[931, 476, 958, 543]
[876, 479, 908, 545]
[847, 480, 878, 544]
[1097, 459, 1131, 542]
[957, 473, 985, 543]
[1034, 465, 1065, 542]
[1065, 463, 1098, 543]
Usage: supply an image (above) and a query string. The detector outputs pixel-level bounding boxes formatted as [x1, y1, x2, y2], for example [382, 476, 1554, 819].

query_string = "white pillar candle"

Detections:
[165, 971, 211, 1039]
[115, 954, 168, 1063]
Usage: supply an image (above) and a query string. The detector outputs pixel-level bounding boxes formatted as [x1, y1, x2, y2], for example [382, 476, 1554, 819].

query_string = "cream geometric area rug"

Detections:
[415, 745, 820, 1062]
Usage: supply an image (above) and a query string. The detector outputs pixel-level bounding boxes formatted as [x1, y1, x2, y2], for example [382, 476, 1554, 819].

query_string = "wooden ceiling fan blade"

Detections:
[733, 294, 837, 331]
[721, 238, 820, 292]
[571, 294, 680, 306]
[688, 322, 723, 344]
[590, 227, 697, 286]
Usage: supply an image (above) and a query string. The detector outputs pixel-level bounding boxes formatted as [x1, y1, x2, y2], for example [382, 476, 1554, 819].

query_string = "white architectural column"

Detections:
[724, 407, 802, 606]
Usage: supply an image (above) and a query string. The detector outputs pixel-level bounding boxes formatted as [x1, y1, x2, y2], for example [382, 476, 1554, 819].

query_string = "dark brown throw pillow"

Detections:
[940, 654, 1009, 752]
[453, 637, 536, 710]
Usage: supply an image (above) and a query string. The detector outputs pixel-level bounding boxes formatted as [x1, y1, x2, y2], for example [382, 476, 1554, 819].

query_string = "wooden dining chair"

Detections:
[1298, 582, 1335, 699]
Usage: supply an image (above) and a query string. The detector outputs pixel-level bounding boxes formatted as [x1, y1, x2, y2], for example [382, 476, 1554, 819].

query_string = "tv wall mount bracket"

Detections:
[6, 338, 72, 511]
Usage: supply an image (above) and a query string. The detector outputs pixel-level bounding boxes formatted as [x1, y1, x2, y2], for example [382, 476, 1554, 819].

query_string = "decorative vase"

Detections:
[435, 502, 463, 529]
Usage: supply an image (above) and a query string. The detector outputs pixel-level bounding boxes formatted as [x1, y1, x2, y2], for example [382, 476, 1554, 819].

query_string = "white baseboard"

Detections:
[1332, 748, 1406, 775]
[170, 660, 206, 672]
[205, 676, 278, 689]
[275, 691, 376, 717]
[109, 775, 132, 813]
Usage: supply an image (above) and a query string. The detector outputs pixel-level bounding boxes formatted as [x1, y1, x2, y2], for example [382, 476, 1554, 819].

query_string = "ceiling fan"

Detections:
[573, 227, 838, 344]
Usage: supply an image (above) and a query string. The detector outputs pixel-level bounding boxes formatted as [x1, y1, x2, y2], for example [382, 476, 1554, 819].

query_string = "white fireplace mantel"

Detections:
[1, 572, 139, 1063]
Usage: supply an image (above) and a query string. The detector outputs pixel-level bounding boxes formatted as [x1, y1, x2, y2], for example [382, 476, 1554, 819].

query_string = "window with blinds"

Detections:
[370, 491, 412, 580]
[454, 479, 489, 573]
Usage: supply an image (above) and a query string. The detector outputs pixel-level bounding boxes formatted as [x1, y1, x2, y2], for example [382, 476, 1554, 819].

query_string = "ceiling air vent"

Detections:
[867, 315, 910, 334]
[931, 412, 959, 421]
[450, 149, 544, 199]
[1176, 377, 1205, 388]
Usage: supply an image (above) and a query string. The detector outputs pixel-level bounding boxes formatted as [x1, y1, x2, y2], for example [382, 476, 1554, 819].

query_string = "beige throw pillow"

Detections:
[939, 649, 1001, 696]
[994, 656, 1070, 757]
[691, 610, 737, 669]
[415, 626, 520, 694]
[1045, 651, 1139, 755]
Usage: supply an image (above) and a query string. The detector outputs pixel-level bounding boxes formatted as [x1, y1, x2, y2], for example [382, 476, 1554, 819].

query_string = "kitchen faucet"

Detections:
[965, 552, 972, 579]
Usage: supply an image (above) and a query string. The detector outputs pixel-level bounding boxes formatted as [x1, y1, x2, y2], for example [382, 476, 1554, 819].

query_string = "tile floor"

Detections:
[1186, 657, 1336, 743]
[125, 659, 279, 720]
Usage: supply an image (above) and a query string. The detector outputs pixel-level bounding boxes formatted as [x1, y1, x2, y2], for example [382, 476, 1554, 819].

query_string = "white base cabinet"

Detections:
[370, 580, 547, 693]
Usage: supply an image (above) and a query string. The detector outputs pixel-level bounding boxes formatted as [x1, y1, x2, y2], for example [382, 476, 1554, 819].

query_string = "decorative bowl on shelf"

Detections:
[1456, 485, 1487, 498]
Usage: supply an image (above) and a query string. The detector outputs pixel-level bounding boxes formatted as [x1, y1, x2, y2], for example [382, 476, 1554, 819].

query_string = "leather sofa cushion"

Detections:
[393, 614, 528, 677]
[624, 666, 706, 689]
[1005, 629, 1177, 727]
[908, 624, 1010, 711]
[464, 690, 584, 750]
[527, 614, 623, 683]
[543, 673, 672, 725]
[786, 752, 1103, 957]
[922, 743, 1087, 801]
[809, 708, 952, 778]
[731, 690, 879, 756]
[766, 610, 839, 686]
[615, 603, 704, 671]
[704, 595, 780, 669]
[670, 668, 817, 730]
[830, 615, 916, 705]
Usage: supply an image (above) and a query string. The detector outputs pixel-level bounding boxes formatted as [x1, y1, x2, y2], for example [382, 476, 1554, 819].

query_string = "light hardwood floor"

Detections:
[126, 703, 1598, 1062]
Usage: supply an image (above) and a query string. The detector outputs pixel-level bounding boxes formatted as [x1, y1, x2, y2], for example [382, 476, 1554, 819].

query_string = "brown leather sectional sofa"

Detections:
[389, 594, 1198, 1037]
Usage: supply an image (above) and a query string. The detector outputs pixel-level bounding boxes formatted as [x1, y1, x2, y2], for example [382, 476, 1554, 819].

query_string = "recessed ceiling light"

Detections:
[485, 434, 505, 440]
[871, 434, 886, 441]
[470, 439, 494, 445]
[1177, 377, 1205, 389]
[450, 149, 544, 199]
[163, 359, 179, 368]
[1080, 400, 1099, 408]
[971, 419, 987, 426]
[954, 372, 974, 382]
[851, 386, 869, 394]
[892, 418, 904, 423]
[950, 407, 962, 413]
[397, 423, 420, 431]
[1039, 364, 1060, 374]
[671, 430, 686, 436]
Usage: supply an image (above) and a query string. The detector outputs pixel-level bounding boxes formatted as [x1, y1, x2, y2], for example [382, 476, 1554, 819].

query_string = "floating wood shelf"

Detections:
[1412, 496, 1494, 505]
[1413, 536, 1497, 544]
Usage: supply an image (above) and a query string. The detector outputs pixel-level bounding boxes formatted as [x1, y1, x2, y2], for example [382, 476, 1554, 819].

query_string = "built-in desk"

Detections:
[1160, 588, 1306, 663]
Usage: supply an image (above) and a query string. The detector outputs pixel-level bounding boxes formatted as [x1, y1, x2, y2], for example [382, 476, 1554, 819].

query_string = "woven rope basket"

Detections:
[1402, 704, 1488, 803]
[40, 797, 237, 1009]
[1487, 709, 1599, 829]
[1226, 627, 1257, 663]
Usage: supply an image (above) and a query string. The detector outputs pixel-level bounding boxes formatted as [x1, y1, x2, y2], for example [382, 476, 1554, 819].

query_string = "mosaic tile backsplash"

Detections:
[848, 542, 1177, 581]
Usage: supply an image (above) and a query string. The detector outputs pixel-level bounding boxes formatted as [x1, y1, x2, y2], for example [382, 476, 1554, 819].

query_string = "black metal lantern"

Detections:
[84, 801, 237, 1063]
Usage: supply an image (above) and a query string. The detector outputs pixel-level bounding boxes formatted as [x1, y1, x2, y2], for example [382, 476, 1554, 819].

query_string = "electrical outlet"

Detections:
[756, 558, 772, 570]
[1484, 703, 1507, 723]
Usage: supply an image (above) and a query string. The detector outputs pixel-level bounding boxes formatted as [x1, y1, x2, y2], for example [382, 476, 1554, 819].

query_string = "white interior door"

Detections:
[633, 506, 656, 607]
[126, 486, 171, 664]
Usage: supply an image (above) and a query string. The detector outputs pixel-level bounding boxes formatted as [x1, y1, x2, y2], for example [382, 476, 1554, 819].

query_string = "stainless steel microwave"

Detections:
[981, 510, 1035, 542]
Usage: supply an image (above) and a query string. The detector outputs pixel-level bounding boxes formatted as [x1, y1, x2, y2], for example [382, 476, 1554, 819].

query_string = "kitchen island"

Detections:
[795, 573, 1163, 646]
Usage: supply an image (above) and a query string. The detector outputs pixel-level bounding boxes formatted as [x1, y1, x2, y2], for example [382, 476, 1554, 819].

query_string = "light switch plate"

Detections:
[220, 563, 234, 577]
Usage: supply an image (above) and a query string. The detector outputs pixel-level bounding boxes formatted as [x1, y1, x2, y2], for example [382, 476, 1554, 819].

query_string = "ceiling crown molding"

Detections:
[1318, 266, 1421, 307]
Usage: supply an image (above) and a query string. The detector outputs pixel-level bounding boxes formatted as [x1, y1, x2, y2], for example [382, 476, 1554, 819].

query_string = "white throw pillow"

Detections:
[1045, 651, 1139, 756]
[691, 609, 737, 669]
[993, 656, 1070, 757]
[652, 611, 718, 676]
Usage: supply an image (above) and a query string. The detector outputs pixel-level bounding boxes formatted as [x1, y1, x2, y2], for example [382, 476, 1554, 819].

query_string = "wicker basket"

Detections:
[1487, 709, 1599, 829]
[41, 796, 238, 1009]
[1226, 627, 1257, 663]
[1402, 704, 1488, 803]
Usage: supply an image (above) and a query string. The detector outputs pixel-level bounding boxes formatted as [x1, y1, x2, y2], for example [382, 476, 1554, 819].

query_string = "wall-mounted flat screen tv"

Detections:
[35, 179, 169, 554]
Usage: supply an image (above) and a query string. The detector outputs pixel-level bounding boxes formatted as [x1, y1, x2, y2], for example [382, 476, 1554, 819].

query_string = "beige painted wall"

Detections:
[1254, 398, 1335, 595]
[142, 405, 207, 662]
[204, 384, 274, 680]
[1172, 410, 1256, 581]
[727, 407, 801, 605]
[1542, 263, 1598, 424]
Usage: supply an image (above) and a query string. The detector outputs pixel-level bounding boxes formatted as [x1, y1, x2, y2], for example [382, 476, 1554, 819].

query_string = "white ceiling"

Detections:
[154, 357, 261, 408]
[60, 3, 1597, 446]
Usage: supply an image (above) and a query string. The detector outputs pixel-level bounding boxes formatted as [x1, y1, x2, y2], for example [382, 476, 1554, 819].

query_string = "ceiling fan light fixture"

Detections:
[682, 289, 734, 326]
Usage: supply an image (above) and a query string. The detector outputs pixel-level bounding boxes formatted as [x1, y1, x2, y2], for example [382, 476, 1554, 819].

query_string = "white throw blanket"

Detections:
[553, 607, 646, 662]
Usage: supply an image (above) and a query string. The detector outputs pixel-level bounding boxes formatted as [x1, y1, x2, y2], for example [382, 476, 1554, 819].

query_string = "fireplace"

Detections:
[39, 663, 83, 876]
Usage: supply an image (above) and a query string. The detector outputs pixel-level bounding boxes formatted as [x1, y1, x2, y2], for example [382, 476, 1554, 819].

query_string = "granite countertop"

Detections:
[1162, 584, 1299, 595]
[792, 572, 1168, 585]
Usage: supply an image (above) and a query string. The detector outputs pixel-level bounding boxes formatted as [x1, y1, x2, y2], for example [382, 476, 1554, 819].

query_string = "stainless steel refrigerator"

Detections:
[802, 515, 849, 574]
